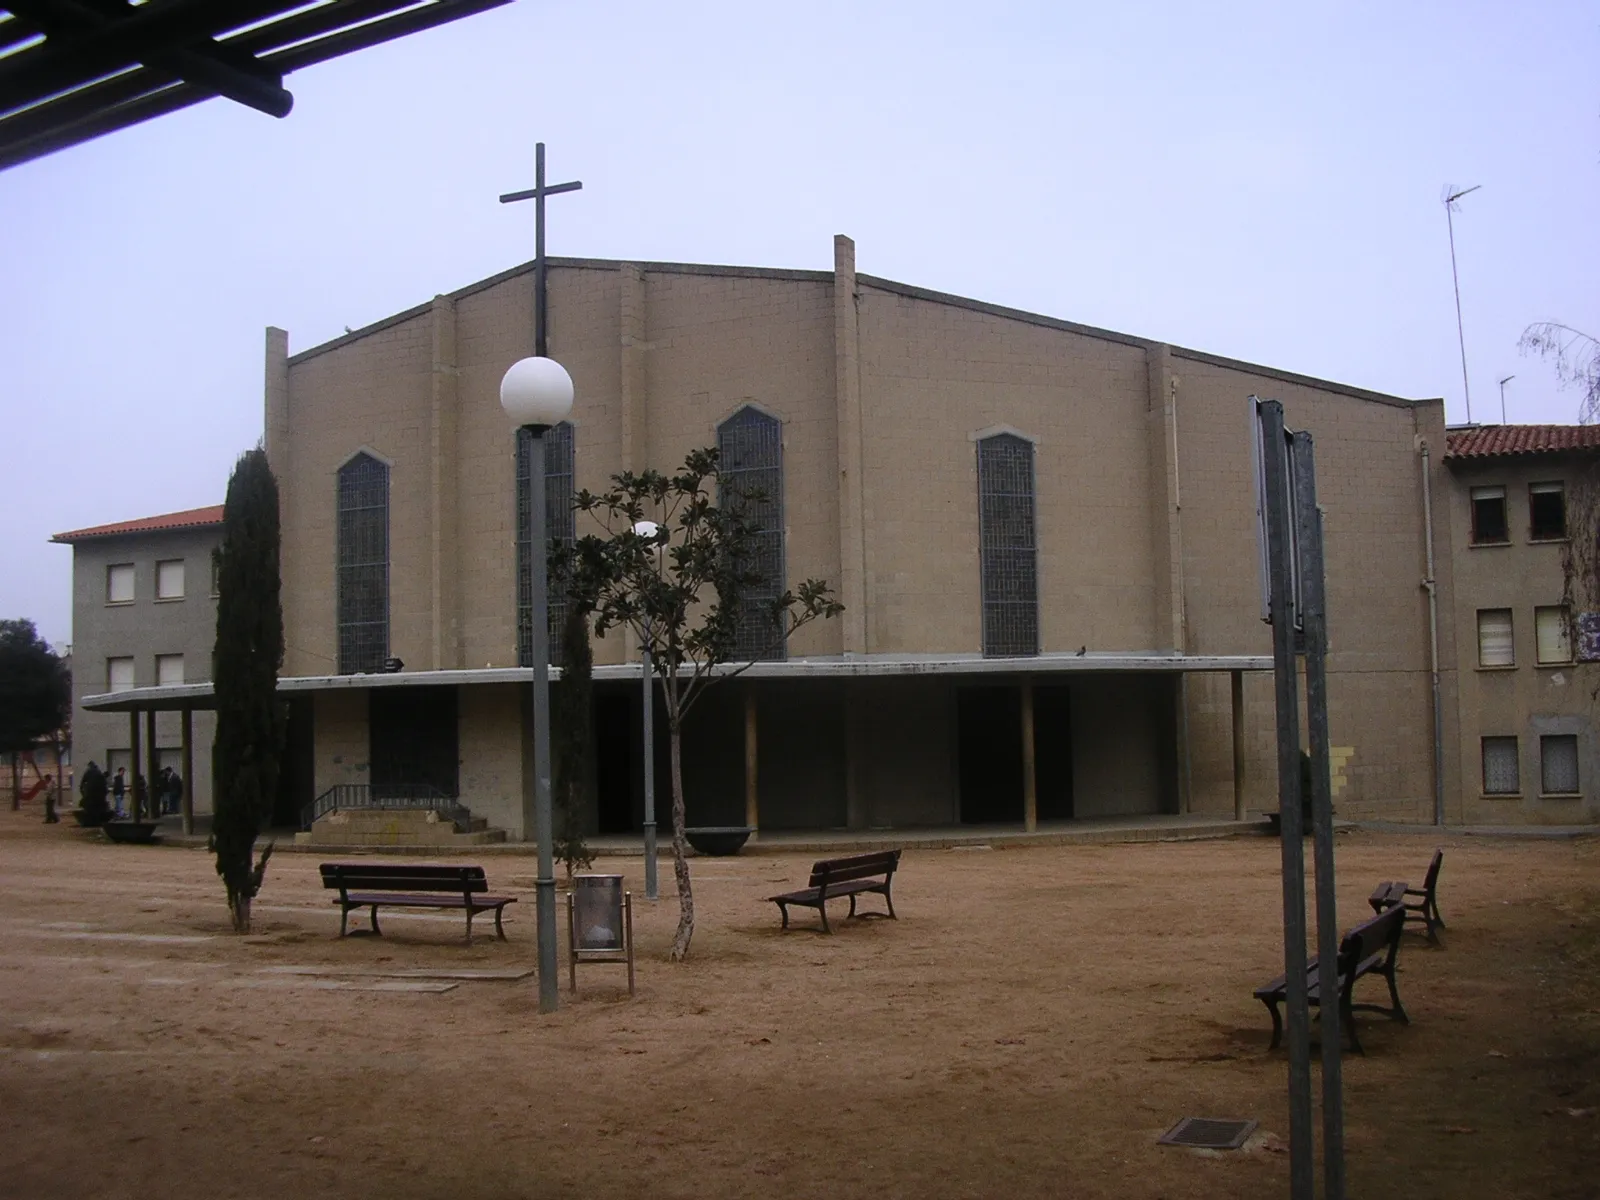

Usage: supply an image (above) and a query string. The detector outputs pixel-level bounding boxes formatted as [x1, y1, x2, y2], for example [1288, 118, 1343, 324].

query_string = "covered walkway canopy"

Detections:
[86, 651, 1273, 836]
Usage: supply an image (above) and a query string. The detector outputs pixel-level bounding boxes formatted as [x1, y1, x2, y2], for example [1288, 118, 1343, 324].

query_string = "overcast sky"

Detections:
[2, 0, 1596, 648]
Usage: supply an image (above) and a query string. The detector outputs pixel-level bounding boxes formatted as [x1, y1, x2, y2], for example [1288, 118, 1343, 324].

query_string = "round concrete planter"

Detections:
[684, 826, 753, 856]
[102, 821, 160, 845]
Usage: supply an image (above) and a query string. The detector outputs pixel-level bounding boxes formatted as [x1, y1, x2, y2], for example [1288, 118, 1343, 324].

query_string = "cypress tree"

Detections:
[211, 448, 284, 933]
[551, 604, 595, 878]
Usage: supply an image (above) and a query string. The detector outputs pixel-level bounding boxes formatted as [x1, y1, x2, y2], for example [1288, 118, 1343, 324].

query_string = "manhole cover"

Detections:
[1157, 1117, 1258, 1150]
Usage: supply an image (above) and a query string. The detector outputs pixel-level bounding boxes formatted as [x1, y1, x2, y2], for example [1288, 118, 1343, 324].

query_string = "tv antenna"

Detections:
[1443, 184, 1481, 422]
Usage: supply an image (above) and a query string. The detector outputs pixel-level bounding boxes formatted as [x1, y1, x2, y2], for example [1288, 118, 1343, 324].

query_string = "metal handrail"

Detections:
[300, 783, 468, 832]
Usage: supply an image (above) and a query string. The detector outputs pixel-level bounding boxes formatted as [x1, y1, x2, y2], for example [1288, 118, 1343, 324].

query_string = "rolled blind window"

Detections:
[1535, 606, 1572, 665]
[1477, 609, 1513, 667]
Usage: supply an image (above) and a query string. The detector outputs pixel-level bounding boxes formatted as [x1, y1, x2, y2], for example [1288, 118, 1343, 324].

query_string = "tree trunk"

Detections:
[667, 722, 695, 961]
[9, 752, 18, 811]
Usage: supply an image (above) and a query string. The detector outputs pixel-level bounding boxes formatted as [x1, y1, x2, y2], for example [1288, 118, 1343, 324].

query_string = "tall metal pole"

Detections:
[641, 642, 658, 900]
[1294, 431, 1345, 1200]
[1445, 185, 1480, 423]
[527, 422, 559, 1013]
[1259, 400, 1315, 1200]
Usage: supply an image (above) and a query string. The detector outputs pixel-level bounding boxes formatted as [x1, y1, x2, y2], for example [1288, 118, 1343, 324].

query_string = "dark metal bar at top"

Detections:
[1293, 430, 1346, 1200]
[535, 140, 546, 357]
[1258, 399, 1315, 1200]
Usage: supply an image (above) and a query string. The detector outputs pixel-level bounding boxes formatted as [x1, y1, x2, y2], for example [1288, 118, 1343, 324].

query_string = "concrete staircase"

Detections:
[294, 807, 508, 849]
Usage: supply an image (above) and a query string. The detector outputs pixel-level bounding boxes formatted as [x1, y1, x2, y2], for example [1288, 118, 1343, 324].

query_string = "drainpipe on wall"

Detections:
[1420, 441, 1446, 826]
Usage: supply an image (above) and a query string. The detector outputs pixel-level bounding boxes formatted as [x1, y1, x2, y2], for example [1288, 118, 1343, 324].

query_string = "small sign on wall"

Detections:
[1577, 612, 1600, 663]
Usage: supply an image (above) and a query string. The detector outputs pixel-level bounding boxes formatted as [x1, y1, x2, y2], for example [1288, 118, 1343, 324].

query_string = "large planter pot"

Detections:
[72, 808, 112, 828]
[684, 826, 753, 856]
[103, 821, 160, 845]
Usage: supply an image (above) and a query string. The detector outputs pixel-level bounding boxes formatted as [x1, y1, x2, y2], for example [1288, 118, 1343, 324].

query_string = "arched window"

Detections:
[977, 433, 1039, 657]
[718, 405, 785, 661]
[336, 452, 389, 674]
[517, 421, 576, 667]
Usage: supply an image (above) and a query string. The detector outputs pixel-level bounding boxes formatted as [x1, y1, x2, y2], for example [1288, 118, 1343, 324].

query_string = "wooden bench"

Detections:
[768, 850, 901, 934]
[1253, 902, 1408, 1054]
[319, 863, 517, 943]
[1369, 848, 1445, 946]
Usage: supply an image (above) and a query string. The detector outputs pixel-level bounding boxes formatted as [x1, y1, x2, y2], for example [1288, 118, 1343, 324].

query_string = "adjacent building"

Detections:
[1444, 424, 1600, 824]
[53, 506, 222, 819]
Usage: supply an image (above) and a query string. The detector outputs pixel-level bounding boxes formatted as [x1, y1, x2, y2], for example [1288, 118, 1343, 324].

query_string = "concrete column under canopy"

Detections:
[180, 707, 195, 836]
[1021, 680, 1037, 832]
[127, 711, 140, 820]
[145, 709, 158, 823]
[1231, 669, 1246, 821]
[744, 686, 759, 833]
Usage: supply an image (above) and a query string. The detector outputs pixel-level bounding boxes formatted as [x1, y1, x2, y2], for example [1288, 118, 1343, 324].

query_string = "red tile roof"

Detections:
[1444, 424, 1600, 461]
[51, 504, 225, 544]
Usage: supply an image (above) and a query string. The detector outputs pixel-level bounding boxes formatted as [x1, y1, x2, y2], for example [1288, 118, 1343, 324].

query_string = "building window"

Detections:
[155, 559, 185, 600]
[107, 563, 135, 604]
[977, 433, 1040, 657]
[155, 654, 185, 686]
[107, 657, 134, 693]
[1529, 482, 1566, 541]
[336, 452, 389, 674]
[1470, 485, 1509, 544]
[718, 406, 786, 661]
[1482, 736, 1519, 795]
[1476, 608, 1514, 667]
[517, 422, 575, 668]
[1541, 734, 1580, 795]
[1535, 606, 1573, 665]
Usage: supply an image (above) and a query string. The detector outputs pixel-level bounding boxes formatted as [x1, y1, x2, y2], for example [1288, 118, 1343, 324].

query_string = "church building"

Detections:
[236, 234, 1456, 839]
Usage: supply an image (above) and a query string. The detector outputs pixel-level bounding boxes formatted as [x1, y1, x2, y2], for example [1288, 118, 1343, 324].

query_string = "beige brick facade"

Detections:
[268, 236, 1496, 836]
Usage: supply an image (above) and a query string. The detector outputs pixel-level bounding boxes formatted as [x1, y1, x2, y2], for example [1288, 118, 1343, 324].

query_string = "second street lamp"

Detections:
[500, 354, 574, 1014]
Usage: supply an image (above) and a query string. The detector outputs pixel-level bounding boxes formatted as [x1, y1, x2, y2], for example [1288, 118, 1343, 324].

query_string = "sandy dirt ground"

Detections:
[0, 812, 1596, 1200]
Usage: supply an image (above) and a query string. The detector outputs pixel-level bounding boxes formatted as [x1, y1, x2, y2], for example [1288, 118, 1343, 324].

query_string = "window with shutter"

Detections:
[1540, 734, 1580, 795]
[155, 654, 184, 686]
[1470, 486, 1509, 544]
[106, 563, 135, 604]
[107, 657, 134, 692]
[1529, 482, 1566, 541]
[1477, 609, 1514, 667]
[1481, 737, 1519, 794]
[1535, 606, 1572, 665]
[155, 559, 185, 600]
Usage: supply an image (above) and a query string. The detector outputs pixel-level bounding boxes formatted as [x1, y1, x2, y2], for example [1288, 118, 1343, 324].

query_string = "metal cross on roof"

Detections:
[499, 142, 582, 357]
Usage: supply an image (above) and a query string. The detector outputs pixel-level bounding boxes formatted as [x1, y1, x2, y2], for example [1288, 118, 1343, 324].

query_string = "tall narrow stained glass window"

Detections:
[718, 406, 786, 661]
[977, 433, 1039, 657]
[517, 421, 576, 668]
[336, 452, 389, 674]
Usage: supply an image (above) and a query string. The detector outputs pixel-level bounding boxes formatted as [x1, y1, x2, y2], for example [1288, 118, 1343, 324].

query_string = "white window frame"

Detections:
[1535, 606, 1573, 665]
[106, 563, 135, 605]
[1481, 736, 1520, 795]
[155, 654, 185, 687]
[1476, 608, 1514, 668]
[155, 559, 185, 601]
[107, 657, 135, 693]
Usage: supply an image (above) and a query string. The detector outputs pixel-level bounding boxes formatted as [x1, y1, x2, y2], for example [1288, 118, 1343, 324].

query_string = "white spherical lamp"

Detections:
[499, 356, 574, 428]
[632, 520, 660, 539]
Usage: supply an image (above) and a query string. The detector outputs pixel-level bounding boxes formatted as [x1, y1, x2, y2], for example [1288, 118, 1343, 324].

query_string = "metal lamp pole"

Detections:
[501, 356, 575, 1014]
[1444, 184, 1481, 422]
[633, 520, 660, 901]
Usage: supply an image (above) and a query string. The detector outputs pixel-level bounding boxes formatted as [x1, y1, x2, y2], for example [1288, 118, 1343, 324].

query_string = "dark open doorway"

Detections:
[594, 692, 636, 834]
[369, 686, 459, 797]
[957, 685, 1023, 823]
[272, 695, 315, 827]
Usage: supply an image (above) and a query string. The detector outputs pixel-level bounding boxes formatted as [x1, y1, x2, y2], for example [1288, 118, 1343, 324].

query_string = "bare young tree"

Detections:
[1520, 323, 1600, 425]
[566, 447, 843, 961]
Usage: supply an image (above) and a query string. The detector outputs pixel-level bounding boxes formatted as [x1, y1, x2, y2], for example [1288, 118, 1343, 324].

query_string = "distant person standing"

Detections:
[165, 769, 184, 818]
[110, 767, 126, 817]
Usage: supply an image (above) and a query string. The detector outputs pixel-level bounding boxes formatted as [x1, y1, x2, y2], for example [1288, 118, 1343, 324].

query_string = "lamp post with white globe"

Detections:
[500, 354, 574, 1014]
[632, 519, 661, 901]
